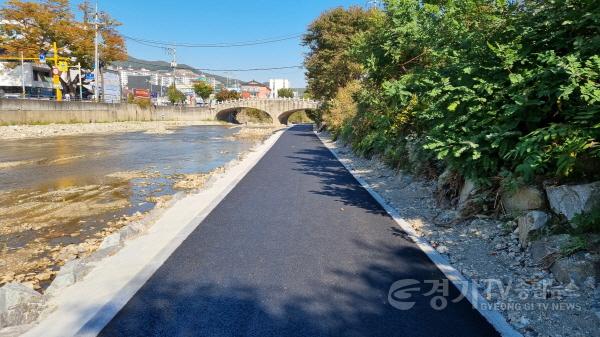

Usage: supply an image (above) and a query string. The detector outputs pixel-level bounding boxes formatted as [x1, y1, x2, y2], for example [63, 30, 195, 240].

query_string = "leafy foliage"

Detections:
[277, 88, 294, 98]
[302, 6, 382, 102]
[322, 80, 361, 139]
[133, 97, 151, 109]
[237, 108, 272, 124]
[306, 0, 600, 183]
[193, 81, 213, 100]
[167, 84, 186, 104]
[571, 205, 600, 234]
[0, 0, 126, 69]
[215, 89, 240, 102]
[288, 110, 313, 124]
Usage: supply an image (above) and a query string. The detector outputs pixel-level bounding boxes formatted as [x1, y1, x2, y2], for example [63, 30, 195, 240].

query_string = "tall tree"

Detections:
[0, 0, 126, 68]
[302, 6, 381, 101]
[193, 81, 213, 101]
[77, 0, 126, 68]
[167, 84, 186, 104]
[277, 88, 294, 98]
[215, 89, 240, 102]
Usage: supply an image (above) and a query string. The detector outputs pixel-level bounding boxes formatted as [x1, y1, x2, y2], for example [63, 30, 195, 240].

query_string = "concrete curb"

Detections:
[315, 131, 522, 337]
[21, 128, 287, 337]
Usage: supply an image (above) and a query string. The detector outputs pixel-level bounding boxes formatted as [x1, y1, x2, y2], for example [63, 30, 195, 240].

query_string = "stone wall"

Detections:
[0, 99, 215, 125]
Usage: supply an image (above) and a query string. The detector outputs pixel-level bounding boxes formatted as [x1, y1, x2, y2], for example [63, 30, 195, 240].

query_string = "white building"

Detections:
[0, 61, 53, 98]
[116, 67, 161, 87]
[269, 79, 290, 98]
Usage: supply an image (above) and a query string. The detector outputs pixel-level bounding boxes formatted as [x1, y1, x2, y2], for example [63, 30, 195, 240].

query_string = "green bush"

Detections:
[307, 0, 600, 185]
[134, 98, 151, 109]
[571, 206, 600, 234]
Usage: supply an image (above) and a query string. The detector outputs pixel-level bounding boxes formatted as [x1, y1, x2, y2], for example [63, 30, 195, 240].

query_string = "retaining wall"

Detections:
[0, 99, 216, 124]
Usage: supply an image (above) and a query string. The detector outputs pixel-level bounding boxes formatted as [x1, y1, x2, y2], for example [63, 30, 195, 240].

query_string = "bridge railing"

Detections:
[213, 97, 320, 106]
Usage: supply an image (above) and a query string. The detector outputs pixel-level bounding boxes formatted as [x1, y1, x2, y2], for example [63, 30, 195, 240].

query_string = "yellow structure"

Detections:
[0, 42, 70, 101]
[52, 42, 63, 101]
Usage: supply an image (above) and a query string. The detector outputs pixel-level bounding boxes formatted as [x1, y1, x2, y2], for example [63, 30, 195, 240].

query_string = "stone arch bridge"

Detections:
[212, 98, 320, 125]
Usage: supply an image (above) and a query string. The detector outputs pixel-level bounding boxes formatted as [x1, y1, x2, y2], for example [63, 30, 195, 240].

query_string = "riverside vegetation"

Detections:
[305, 1, 600, 334]
[305, 0, 599, 188]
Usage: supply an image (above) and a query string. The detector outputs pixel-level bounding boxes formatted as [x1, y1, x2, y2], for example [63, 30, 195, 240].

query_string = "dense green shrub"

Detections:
[308, 0, 600, 184]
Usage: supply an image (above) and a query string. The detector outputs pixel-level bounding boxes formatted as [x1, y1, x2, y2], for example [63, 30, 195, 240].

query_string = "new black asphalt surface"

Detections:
[97, 125, 500, 337]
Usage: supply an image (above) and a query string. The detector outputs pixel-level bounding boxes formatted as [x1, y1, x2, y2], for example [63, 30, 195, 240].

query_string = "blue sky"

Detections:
[79, 0, 367, 87]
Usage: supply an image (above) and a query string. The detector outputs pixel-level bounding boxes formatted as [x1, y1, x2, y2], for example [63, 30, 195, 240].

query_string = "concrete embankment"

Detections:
[0, 99, 215, 125]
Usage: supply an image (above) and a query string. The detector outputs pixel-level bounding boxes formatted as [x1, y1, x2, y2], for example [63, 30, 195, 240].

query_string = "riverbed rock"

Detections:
[85, 232, 123, 262]
[436, 168, 454, 192]
[0, 323, 36, 336]
[118, 222, 144, 240]
[98, 232, 122, 251]
[530, 234, 572, 264]
[518, 211, 551, 247]
[550, 252, 600, 287]
[45, 260, 90, 294]
[502, 186, 545, 213]
[45, 272, 74, 293]
[436, 169, 461, 208]
[456, 179, 483, 217]
[55, 244, 80, 262]
[458, 179, 476, 206]
[0, 283, 44, 329]
[545, 181, 600, 222]
[0, 283, 41, 313]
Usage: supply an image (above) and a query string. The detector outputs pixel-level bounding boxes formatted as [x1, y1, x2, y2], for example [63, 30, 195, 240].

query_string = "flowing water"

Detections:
[0, 125, 261, 284]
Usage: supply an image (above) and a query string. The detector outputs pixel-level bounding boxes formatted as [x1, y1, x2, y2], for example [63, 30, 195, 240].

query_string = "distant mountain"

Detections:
[112, 56, 241, 85]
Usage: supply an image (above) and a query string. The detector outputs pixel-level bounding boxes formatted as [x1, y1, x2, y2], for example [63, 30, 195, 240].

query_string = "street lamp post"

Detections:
[20, 52, 25, 98]
[93, 1, 100, 102]
[78, 63, 83, 100]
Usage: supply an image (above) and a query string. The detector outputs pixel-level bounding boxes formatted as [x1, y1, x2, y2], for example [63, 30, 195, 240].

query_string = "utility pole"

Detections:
[20, 51, 25, 98]
[78, 63, 83, 100]
[167, 47, 177, 88]
[94, 1, 100, 102]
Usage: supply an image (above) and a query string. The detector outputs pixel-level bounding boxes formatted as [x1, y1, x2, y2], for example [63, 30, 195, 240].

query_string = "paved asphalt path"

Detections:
[97, 125, 500, 337]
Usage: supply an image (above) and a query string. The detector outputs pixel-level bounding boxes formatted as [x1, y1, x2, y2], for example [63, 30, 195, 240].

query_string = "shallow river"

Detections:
[0, 125, 252, 191]
[0, 125, 259, 283]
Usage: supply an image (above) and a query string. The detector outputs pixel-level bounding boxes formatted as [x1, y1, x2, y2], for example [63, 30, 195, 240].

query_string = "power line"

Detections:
[197, 65, 303, 72]
[123, 33, 303, 48]
[119, 58, 303, 73]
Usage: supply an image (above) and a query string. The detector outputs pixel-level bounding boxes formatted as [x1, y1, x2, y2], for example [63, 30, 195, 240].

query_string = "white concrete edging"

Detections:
[315, 131, 522, 337]
[22, 128, 287, 337]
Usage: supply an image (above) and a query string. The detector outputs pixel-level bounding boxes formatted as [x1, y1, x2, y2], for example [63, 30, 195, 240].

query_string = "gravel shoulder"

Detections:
[319, 132, 600, 337]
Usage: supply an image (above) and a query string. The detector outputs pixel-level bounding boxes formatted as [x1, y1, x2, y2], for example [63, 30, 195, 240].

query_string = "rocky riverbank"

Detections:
[319, 132, 600, 337]
[226, 125, 284, 141]
[0, 120, 228, 140]
[0, 126, 279, 332]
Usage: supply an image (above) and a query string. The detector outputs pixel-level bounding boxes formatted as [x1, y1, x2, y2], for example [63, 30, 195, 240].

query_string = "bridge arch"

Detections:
[212, 99, 320, 125]
[215, 107, 274, 124]
[277, 109, 309, 125]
